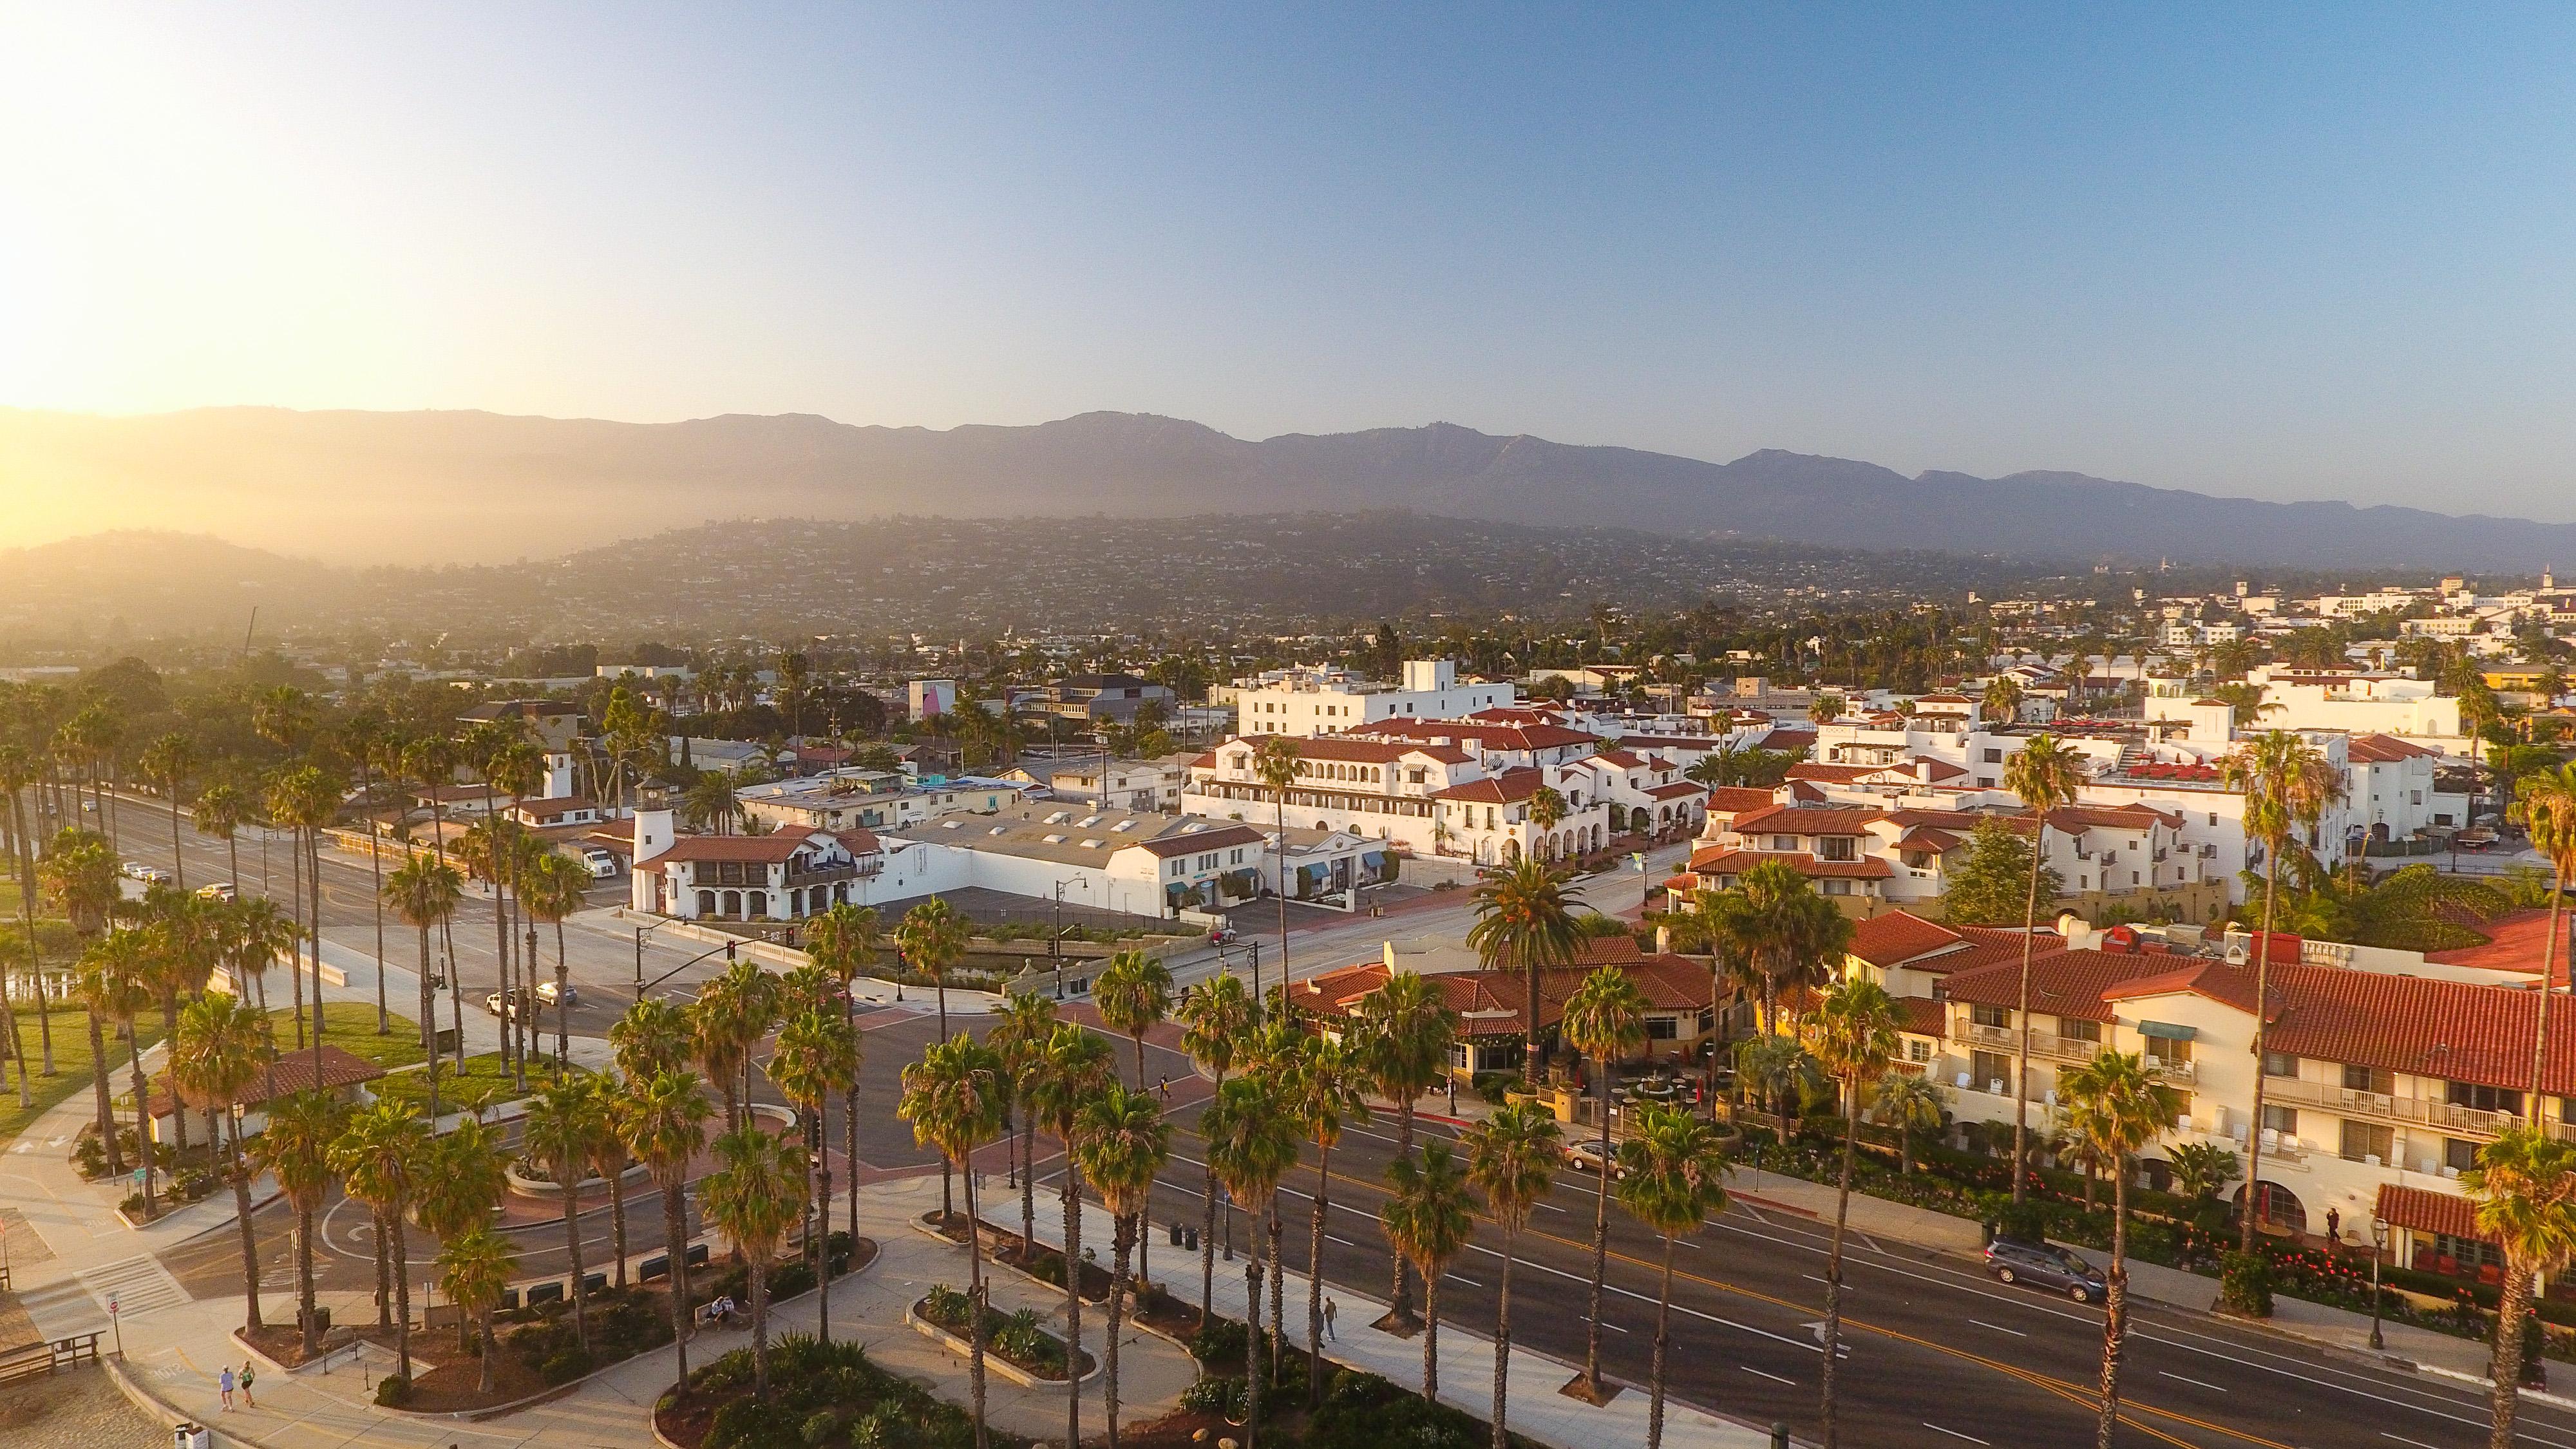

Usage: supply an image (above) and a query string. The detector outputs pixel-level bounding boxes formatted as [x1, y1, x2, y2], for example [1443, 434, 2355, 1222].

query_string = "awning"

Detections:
[2376, 1184, 2489, 1243]
[2138, 1021, 2197, 1041]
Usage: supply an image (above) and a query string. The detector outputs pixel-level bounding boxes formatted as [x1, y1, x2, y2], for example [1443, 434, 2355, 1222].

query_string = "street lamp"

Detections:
[1050, 876, 1090, 999]
[2368, 1215, 2387, 1350]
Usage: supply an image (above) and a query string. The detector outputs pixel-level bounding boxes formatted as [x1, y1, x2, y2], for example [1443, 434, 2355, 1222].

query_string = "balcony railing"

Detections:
[2264, 1077, 2521, 1139]
[786, 863, 862, 887]
[1960, 1019, 2104, 1063]
[2145, 1056, 2197, 1083]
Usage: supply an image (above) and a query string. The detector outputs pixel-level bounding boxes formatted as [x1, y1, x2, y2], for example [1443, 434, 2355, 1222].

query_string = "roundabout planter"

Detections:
[506, 1155, 654, 1199]
[905, 1296, 1097, 1388]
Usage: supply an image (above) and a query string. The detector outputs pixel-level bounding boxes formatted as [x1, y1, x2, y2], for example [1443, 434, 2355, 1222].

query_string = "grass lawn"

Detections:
[272, 1001, 426, 1068]
[372, 1050, 578, 1116]
[0, 1008, 167, 1147]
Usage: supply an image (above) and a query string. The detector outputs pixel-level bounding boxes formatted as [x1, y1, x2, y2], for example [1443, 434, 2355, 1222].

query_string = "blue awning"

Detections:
[2138, 1021, 2197, 1041]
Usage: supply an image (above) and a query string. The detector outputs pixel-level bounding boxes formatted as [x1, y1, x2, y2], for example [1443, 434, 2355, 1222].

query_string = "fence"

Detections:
[0, 1332, 102, 1385]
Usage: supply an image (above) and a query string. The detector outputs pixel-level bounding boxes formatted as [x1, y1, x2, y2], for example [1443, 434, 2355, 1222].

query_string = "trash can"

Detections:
[1168, 1220, 1184, 1247]
[175, 1423, 211, 1449]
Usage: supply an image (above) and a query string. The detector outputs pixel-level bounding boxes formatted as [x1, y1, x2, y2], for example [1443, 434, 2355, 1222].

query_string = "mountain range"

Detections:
[3, 406, 2568, 570]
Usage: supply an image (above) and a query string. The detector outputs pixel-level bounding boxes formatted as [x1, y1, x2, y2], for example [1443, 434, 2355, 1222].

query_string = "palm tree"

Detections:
[383, 855, 463, 1122]
[2058, 1050, 2177, 1449]
[1250, 735, 1302, 989]
[986, 990, 1057, 1255]
[898, 1035, 1009, 1449]
[1, 743, 54, 1083]
[699, 1122, 807, 1404]
[2467, 1126, 2576, 1448]
[333, 1099, 432, 1382]
[193, 782, 249, 898]
[1349, 969, 1455, 1327]
[1615, 1104, 1733, 1449]
[1074, 1082, 1171, 1449]
[2221, 730, 2345, 1260]
[143, 898, 218, 1156]
[1560, 965, 1647, 1401]
[1981, 675, 2023, 726]
[1703, 859, 1850, 1037]
[137, 733, 194, 891]
[521, 851, 592, 1071]
[768, 1007, 858, 1343]
[524, 1074, 610, 1350]
[610, 996, 693, 1082]
[1383, 1140, 1476, 1400]
[2510, 764, 2576, 1115]
[1094, 949, 1174, 1086]
[623, 1069, 714, 1399]
[1875, 1069, 1947, 1175]
[1463, 1102, 1560, 1447]
[437, 1227, 516, 1394]
[1202, 1074, 1300, 1449]
[692, 958, 780, 1132]
[1027, 1023, 1114, 1449]
[1801, 977, 1902, 1447]
[77, 929, 158, 1216]
[171, 992, 274, 1332]
[895, 895, 972, 1038]
[2003, 733, 2087, 1203]
[339, 712, 395, 1036]
[227, 895, 296, 1015]
[1284, 1034, 1370, 1403]
[1176, 972, 1256, 1317]
[683, 772, 741, 835]
[1465, 857, 1586, 1083]
[254, 1090, 348, 1358]
[270, 762, 342, 1075]
[401, 733, 464, 1048]
[803, 901, 882, 1250]
[44, 834, 123, 1174]
[584, 1075, 639, 1292]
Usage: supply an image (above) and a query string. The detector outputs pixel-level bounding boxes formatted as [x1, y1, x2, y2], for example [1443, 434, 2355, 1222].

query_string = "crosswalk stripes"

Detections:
[74, 1253, 193, 1322]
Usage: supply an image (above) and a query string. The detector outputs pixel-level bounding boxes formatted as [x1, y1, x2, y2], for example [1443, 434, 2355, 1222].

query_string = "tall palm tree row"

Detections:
[1558, 963, 1645, 1401]
[1073, 1081, 1171, 1449]
[1465, 857, 1586, 1084]
[169, 992, 274, 1332]
[699, 1121, 807, 1406]
[768, 1007, 859, 1343]
[1802, 978, 1902, 1447]
[1347, 969, 1455, 1329]
[898, 1034, 1009, 1449]
[1383, 1140, 1476, 1401]
[1615, 1104, 1734, 1449]
[1463, 1102, 1560, 1448]
[2058, 1050, 2177, 1449]
[987, 990, 1057, 1255]
[2000, 733, 2087, 1204]
[1175, 972, 1256, 1318]
[1028, 1023, 1114, 1449]
[2221, 730, 2345, 1264]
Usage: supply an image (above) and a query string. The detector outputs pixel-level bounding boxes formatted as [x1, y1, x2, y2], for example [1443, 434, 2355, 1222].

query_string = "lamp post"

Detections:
[2368, 1215, 2387, 1351]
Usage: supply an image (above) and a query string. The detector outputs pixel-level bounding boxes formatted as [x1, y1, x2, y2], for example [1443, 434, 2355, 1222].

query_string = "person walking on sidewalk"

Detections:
[218, 1366, 235, 1411]
[239, 1361, 256, 1408]
[1323, 1298, 1338, 1341]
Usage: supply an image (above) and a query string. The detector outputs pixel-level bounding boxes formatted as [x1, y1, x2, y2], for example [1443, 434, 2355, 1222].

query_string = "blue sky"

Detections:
[8, 4, 2576, 516]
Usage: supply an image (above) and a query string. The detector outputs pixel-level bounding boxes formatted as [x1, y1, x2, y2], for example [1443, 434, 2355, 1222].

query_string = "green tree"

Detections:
[986, 990, 1057, 1256]
[383, 855, 463, 1122]
[1615, 1104, 1734, 1449]
[1466, 857, 1586, 1083]
[1284, 1034, 1370, 1404]
[1560, 965, 1647, 1401]
[170, 992, 274, 1332]
[692, 958, 780, 1132]
[1801, 978, 1903, 1447]
[252, 1090, 348, 1359]
[521, 850, 592, 1072]
[1937, 817, 2063, 926]
[2510, 765, 2576, 1115]
[2460, 1125, 2576, 1449]
[699, 1124, 807, 1404]
[1027, 1023, 1115, 1449]
[1348, 969, 1455, 1327]
[76, 929, 159, 1217]
[137, 732, 195, 891]
[1253, 734, 1300, 993]
[333, 1099, 432, 1382]
[802, 900, 882, 1251]
[1176, 972, 1256, 1318]
[1203, 1074, 1300, 1448]
[523, 1073, 611, 1350]
[1874, 1070, 1947, 1176]
[1383, 1140, 1477, 1401]
[895, 896, 972, 1039]
[623, 1069, 714, 1398]
[899, 1035, 1009, 1449]
[1093, 949, 1174, 1086]
[2003, 734, 2088, 1205]
[1074, 1083, 1171, 1449]
[768, 1008, 859, 1342]
[2058, 1051, 2177, 1449]
[1463, 1102, 1560, 1448]
[437, 1227, 516, 1394]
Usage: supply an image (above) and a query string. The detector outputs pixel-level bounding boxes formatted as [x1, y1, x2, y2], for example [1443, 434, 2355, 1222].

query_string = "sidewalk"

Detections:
[1027, 1189, 1775, 1449]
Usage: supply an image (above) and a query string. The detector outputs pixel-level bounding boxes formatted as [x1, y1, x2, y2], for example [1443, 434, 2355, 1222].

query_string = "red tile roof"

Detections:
[2377, 1184, 2486, 1244]
[1429, 768, 1549, 804]
[1689, 849, 1891, 880]
[1897, 997, 1947, 1037]
[1705, 787, 1779, 814]
[2425, 909, 2555, 974]
[147, 1044, 384, 1119]
[1350, 719, 1600, 752]
[1848, 911, 1964, 967]
[1783, 763, 1880, 784]
[1730, 804, 1883, 835]
[1940, 948, 2192, 1023]
[1643, 781, 1705, 801]
[2350, 734, 2441, 764]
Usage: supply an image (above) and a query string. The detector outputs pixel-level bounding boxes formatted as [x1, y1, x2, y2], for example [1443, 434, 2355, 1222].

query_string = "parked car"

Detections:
[137, 867, 171, 886]
[1982, 1235, 2107, 1303]
[535, 979, 577, 1007]
[196, 882, 238, 902]
[120, 860, 148, 880]
[484, 987, 535, 1019]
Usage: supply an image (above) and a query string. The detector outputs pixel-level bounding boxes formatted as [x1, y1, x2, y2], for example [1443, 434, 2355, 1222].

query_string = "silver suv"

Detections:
[1982, 1235, 2107, 1303]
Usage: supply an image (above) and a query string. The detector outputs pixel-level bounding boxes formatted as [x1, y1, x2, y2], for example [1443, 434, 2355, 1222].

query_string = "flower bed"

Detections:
[655, 1333, 991, 1449]
[911, 1284, 1091, 1383]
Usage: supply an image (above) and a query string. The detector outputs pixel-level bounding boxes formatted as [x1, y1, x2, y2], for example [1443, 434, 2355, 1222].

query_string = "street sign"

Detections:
[108, 1291, 119, 1316]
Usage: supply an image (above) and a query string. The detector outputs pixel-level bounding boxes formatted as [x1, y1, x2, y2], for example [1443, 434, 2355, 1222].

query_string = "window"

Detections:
[1908, 1039, 1932, 1063]
[1821, 878, 1852, 896]
[2447, 1137, 2481, 1173]
[2447, 1081, 2523, 1115]
[1971, 1003, 2011, 1029]
[2343, 1063, 2393, 1094]
[1817, 836, 1858, 862]
[2264, 1051, 2300, 1078]
[1984, 748, 2003, 764]
[2339, 1121, 2394, 1165]
[1771, 835, 1798, 851]
[1971, 1050, 2013, 1095]
[1645, 1017, 1678, 1041]
[2260, 1104, 2298, 1137]
[2058, 1017, 2100, 1043]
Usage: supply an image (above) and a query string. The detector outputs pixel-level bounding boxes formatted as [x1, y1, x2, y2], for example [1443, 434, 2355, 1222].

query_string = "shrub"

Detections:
[2219, 1251, 2274, 1318]
[374, 1373, 411, 1407]
[1989, 1198, 2050, 1245]
[1180, 1374, 1245, 1416]
[119, 1192, 147, 1217]
[706, 1397, 803, 1449]
[1307, 1368, 1482, 1449]
[538, 1347, 596, 1385]
[1471, 1070, 1521, 1106]
[799, 1408, 844, 1447]
[1189, 1318, 1248, 1368]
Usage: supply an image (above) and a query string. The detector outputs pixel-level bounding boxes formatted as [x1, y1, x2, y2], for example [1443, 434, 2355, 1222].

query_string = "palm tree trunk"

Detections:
[2533, 875, 2568, 1119]
[1647, 1238, 1675, 1449]
[1106, 1211, 1132, 1449]
[1587, 1049, 1613, 1397]
[87, 1009, 120, 1176]
[1491, 1220, 1515, 1449]
[666, 1181, 692, 1398]
[1820, 1083, 1859, 1448]
[168, 777, 185, 890]
[164, 999, 189, 1155]
[1524, 956, 1542, 1086]
[846, 1081, 862, 1269]
[1268, 1206, 1284, 1390]
[391, 1215, 413, 1383]
[231, 1110, 263, 1331]
[1245, 1251, 1264, 1449]
[361, 764, 388, 1035]
[417, 927, 440, 1125]
[964, 1162, 990, 1449]
[1390, 1099, 1417, 1322]
[287, 837, 307, 1052]
[808, 1113, 826, 1343]
[562, 1157, 591, 1350]
[1062, 1163, 1084, 1449]
[2240, 845, 2282, 1258]
[1019, 1109, 1036, 1258]
[2012, 823, 2045, 1204]
[18, 804, 53, 1075]
[1203, 1067, 1225, 1321]
[750, 1242, 771, 1402]
[1309, 1141, 1332, 1405]
[2096, 1169, 2132, 1449]
[478, 1310, 497, 1394]
[309, 829, 325, 1079]
[296, 1204, 319, 1358]
[1423, 1262, 1441, 1399]
[127, 1026, 156, 1218]
[2491, 1258, 2534, 1449]
[611, 1154, 631, 1292]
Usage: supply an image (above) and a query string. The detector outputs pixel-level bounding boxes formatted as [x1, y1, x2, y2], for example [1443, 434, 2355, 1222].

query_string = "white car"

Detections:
[535, 979, 577, 1007]
[120, 860, 149, 880]
[582, 849, 619, 879]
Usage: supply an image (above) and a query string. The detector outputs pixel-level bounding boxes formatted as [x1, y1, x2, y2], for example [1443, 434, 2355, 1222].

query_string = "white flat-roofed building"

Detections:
[1234, 659, 1517, 737]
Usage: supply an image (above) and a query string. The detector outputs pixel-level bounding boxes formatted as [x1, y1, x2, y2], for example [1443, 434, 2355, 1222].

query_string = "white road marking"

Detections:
[1922, 1425, 1988, 1446]
[1967, 1320, 2025, 1338]
[1445, 1273, 1482, 1288]
[2382, 1437, 2442, 1449]
[1741, 1365, 1795, 1385]
[2160, 1371, 2228, 1393]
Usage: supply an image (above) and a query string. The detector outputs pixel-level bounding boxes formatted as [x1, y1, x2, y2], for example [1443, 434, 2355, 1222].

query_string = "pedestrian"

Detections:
[238, 1360, 256, 1408]
[1157, 1074, 1171, 1103]
[1323, 1297, 1338, 1341]
[2325, 1207, 2342, 1247]
[218, 1365, 236, 1411]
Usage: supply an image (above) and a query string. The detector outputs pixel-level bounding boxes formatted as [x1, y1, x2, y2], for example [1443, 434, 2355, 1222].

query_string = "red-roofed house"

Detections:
[1292, 954, 1716, 1077]
[1184, 731, 1613, 867]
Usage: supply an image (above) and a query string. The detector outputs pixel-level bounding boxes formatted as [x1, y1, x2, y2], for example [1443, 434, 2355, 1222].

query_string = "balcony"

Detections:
[2264, 1077, 2520, 1140]
[2144, 1056, 2197, 1083]
[1960, 1019, 2103, 1063]
[786, 862, 862, 887]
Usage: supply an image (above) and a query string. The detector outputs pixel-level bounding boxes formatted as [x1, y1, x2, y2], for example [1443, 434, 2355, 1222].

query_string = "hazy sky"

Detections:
[9, 5, 2576, 517]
